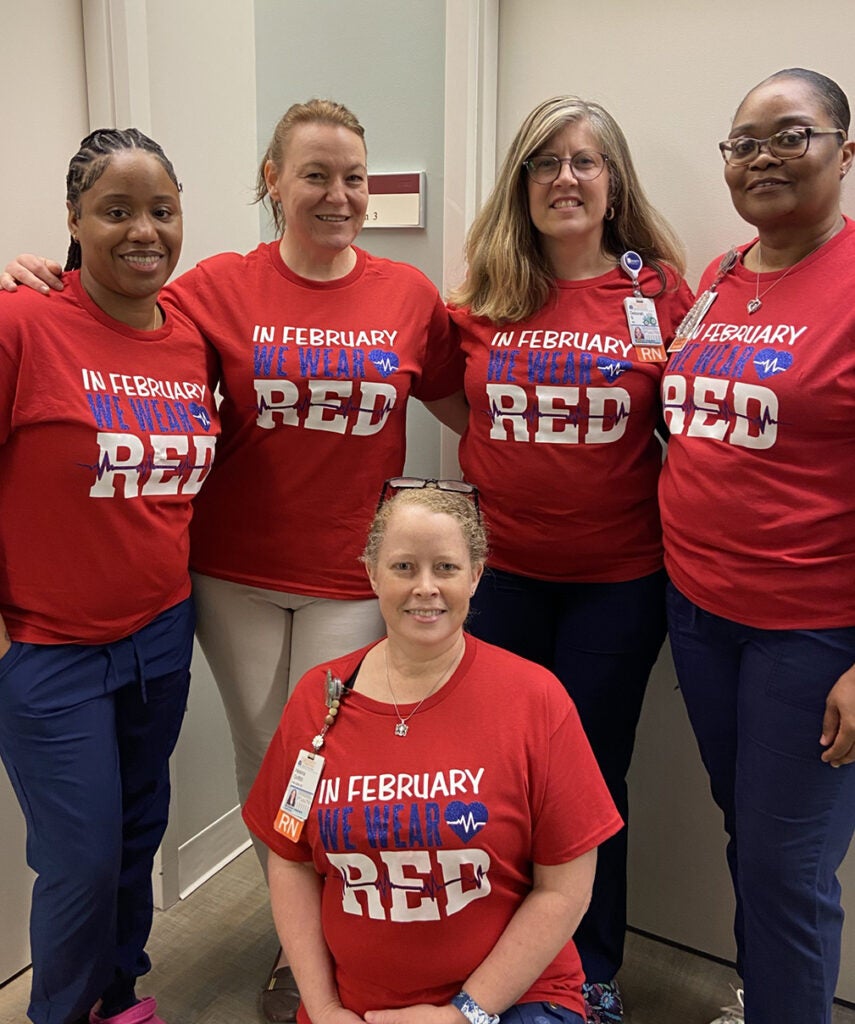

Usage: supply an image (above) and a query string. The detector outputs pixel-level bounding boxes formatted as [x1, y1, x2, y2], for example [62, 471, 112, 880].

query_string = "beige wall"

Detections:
[494, 0, 855, 1002]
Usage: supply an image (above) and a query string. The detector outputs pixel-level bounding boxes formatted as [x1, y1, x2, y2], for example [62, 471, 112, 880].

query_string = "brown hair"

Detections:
[255, 98, 367, 235]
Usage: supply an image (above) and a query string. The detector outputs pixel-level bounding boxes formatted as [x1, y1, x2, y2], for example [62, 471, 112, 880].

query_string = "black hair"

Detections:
[65, 128, 181, 271]
[761, 68, 851, 133]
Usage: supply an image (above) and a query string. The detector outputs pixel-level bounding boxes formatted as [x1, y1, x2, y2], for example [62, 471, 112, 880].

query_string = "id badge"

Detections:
[273, 749, 325, 843]
[624, 296, 666, 362]
[668, 290, 718, 353]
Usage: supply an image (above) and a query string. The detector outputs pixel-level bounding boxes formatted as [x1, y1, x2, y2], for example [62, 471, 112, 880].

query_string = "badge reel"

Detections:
[668, 247, 738, 353]
[620, 251, 666, 362]
[273, 670, 344, 843]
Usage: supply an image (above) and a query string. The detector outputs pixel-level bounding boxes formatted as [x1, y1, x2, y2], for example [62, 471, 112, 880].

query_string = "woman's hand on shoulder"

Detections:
[365, 1004, 463, 1024]
[0, 255, 64, 294]
[821, 662, 855, 766]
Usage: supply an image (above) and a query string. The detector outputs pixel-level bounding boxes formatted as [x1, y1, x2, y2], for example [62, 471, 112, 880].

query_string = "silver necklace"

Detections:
[747, 241, 820, 315]
[384, 642, 461, 737]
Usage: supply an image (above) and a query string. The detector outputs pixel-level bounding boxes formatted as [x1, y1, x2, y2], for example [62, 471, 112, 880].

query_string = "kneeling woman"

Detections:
[0, 130, 219, 1024]
[243, 480, 621, 1024]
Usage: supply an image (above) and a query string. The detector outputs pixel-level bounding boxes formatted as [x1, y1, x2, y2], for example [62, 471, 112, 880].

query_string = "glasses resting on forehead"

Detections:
[376, 477, 480, 516]
[523, 150, 609, 184]
[718, 125, 846, 166]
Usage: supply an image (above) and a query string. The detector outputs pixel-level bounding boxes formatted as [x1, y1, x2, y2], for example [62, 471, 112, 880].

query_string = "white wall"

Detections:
[492, 0, 855, 1002]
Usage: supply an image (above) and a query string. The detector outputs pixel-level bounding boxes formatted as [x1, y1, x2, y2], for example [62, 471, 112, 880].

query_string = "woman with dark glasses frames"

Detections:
[446, 96, 692, 1024]
[244, 481, 621, 1024]
[660, 68, 855, 1024]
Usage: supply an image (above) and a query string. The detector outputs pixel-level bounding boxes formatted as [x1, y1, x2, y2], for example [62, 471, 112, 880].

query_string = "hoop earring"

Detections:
[605, 206, 615, 221]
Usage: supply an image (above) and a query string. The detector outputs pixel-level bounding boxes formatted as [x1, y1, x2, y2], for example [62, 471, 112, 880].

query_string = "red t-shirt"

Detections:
[243, 635, 622, 1021]
[0, 273, 219, 643]
[451, 267, 692, 581]
[660, 217, 855, 628]
[165, 244, 462, 598]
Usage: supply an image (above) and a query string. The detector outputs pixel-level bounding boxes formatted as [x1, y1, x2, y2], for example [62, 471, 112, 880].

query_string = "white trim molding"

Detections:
[82, 0, 152, 131]
[442, 0, 499, 297]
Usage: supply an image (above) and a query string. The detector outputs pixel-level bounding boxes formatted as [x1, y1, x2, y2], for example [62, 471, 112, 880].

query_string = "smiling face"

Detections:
[366, 503, 483, 654]
[68, 150, 182, 323]
[265, 122, 369, 267]
[526, 119, 610, 266]
[724, 76, 854, 234]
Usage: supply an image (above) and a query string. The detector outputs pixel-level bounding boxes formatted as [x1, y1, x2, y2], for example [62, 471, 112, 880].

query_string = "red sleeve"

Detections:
[411, 292, 465, 402]
[530, 693, 623, 864]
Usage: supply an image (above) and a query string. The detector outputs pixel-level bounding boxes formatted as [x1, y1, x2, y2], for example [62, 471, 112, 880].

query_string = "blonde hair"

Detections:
[362, 488, 488, 570]
[449, 95, 685, 323]
[255, 98, 367, 235]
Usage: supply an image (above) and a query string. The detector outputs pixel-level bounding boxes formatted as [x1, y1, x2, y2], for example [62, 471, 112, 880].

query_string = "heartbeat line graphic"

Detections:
[753, 354, 789, 375]
[599, 364, 626, 381]
[256, 392, 395, 420]
[445, 811, 487, 837]
[335, 861, 488, 899]
[371, 354, 397, 374]
[663, 397, 780, 433]
[486, 399, 630, 428]
[80, 453, 211, 480]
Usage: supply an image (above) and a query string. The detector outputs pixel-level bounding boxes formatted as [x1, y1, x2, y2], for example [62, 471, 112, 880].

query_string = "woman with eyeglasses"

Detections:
[0, 98, 463, 1023]
[659, 69, 855, 1024]
[446, 96, 692, 1024]
[243, 479, 622, 1024]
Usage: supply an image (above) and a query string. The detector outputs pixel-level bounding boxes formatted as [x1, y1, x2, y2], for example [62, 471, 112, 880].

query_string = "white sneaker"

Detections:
[708, 987, 744, 1023]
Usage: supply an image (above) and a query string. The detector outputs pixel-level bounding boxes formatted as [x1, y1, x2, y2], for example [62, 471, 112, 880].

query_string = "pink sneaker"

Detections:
[90, 997, 166, 1024]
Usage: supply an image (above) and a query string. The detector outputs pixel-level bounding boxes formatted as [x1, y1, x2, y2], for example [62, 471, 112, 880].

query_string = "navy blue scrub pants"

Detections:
[667, 583, 855, 1024]
[0, 599, 194, 1024]
[468, 567, 666, 984]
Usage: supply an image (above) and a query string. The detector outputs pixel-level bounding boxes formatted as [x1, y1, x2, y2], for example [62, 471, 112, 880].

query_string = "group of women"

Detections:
[0, 63, 853, 1024]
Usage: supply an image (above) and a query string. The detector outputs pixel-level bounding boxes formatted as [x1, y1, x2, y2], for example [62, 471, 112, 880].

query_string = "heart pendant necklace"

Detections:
[748, 234, 831, 315]
[385, 640, 462, 737]
[747, 244, 804, 314]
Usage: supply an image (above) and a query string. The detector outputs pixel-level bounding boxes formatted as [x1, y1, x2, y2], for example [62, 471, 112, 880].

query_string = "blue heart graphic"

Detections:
[596, 357, 632, 382]
[753, 348, 793, 380]
[368, 350, 400, 378]
[445, 801, 488, 843]
[188, 403, 211, 431]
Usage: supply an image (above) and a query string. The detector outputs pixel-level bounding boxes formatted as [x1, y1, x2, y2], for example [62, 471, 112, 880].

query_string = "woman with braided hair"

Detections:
[0, 129, 219, 1024]
[1, 98, 463, 1023]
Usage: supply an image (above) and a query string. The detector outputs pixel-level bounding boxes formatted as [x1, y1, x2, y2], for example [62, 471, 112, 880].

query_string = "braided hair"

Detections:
[65, 128, 181, 271]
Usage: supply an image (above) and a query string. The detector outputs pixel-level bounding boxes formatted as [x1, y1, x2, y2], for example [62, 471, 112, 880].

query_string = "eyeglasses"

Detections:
[523, 150, 609, 184]
[718, 126, 845, 166]
[376, 477, 480, 516]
